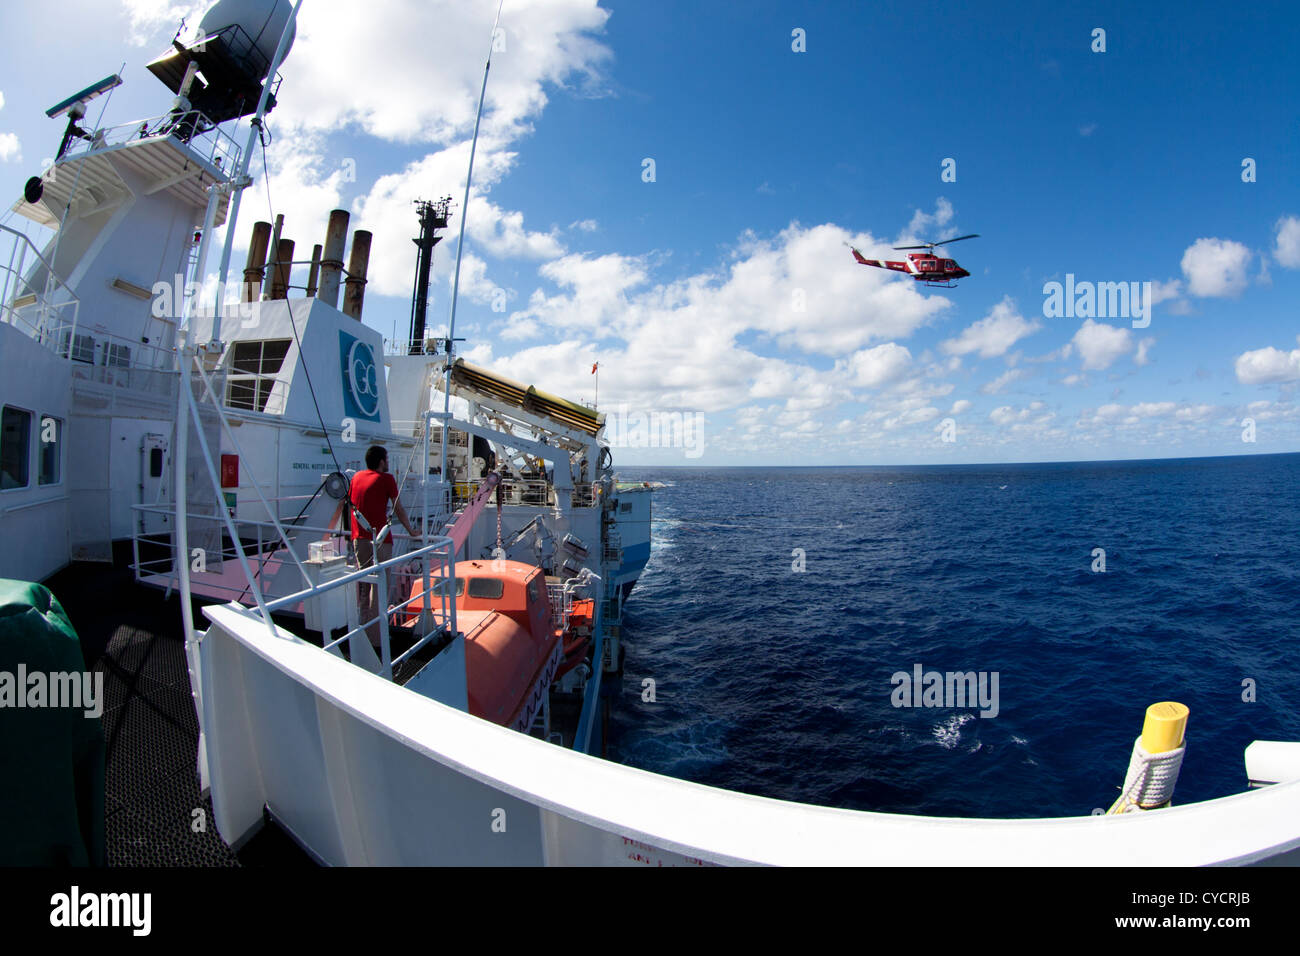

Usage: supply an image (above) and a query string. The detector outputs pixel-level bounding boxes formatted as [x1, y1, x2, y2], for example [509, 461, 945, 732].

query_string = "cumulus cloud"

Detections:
[845, 343, 913, 388]
[1235, 345, 1300, 385]
[950, 399, 972, 415]
[979, 368, 1031, 395]
[1071, 319, 1133, 370]
[1180, 237, 1252, 297]
[903, 197, 954, 241]
[0, 132, 19, 163]
[1274, 216, 1300, 269]
[510, 222, 951, 356]
[940, 297, 1040, 359]
[989, 401, 1052, 428]
[270, 0, 612, 146]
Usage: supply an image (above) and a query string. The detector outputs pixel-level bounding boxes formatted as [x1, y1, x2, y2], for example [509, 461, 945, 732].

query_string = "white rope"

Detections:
[1111, 736, 1186, 813]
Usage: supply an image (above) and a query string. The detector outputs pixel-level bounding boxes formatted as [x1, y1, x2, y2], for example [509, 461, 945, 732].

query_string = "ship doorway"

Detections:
[140, 433, 171, 536]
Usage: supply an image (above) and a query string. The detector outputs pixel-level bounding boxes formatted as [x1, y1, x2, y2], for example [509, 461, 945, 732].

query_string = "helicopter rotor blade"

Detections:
[893, 243, 934, 251]
[936, 233, 980, 245]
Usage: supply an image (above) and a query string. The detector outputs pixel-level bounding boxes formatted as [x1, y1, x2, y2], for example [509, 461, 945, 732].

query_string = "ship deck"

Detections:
[44, 546, 312, 866]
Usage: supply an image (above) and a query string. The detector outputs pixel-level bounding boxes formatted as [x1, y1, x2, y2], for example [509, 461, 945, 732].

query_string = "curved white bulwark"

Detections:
[199, 603, 1300, 866]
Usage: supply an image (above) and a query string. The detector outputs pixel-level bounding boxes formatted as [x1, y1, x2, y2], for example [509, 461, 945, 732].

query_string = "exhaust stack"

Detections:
[242, 220, 271, 302]
[343, 230, 372, 320]
[318, 209, 349, 308]
[306, 244, 322, 298]
[268, 238, 295, 300]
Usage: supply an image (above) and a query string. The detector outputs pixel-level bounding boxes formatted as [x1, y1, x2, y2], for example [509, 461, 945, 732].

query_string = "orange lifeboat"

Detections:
[405, 559, 575, 732]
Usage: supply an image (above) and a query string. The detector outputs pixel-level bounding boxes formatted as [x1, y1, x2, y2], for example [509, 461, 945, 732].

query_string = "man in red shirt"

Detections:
[351, 445, 416, 646]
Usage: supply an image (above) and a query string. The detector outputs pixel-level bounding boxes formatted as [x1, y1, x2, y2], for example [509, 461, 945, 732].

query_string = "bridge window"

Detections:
[1, 406, 31, 490]
[38, 415, 62, 486]
[226, 339, 291, 412]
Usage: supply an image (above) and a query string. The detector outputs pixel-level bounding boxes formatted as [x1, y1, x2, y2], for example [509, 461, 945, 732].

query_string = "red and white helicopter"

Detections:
[849, 233, 979, 288]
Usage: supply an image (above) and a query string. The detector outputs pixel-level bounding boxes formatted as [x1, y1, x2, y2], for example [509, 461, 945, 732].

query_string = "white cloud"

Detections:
[989, 401, 1052, 429]
[904, 197, 954, 240]
[1071, 319, 1133, 371]
[845, 343, 913, 388]
[1180, 237, 1251, 297]
[1078, 123, 1097, 137]
[940, 297, 1040, 358]
[1135, 337, 1155, 366]
[950, 399, 972, 415]
[120, 0, 206, 45]
[347, 142, 551, 298]
[466, 196, 563, 260]
[273, 0, 612, 147]
[979, 368, 1030, 395]
[508, 251, 648, 337]
[1129, 402, 1177, 418]
[0, 132, 19, 163]
[1274, 216, 1300, 269]
[1149, 279, 1182, 305]
[570, 219, 598, 233]
[1235, 346, 1300, 385]
[511, 222, 951, 356]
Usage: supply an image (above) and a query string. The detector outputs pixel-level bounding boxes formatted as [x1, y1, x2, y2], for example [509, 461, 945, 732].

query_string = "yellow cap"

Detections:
[1141, 701, 1189, 754]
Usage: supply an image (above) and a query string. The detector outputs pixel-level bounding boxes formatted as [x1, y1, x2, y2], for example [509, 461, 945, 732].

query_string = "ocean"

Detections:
[608, 453, 1300, 818]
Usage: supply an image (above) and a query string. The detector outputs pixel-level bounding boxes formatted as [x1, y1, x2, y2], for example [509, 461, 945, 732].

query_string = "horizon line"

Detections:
[613, 449, 1300, 469]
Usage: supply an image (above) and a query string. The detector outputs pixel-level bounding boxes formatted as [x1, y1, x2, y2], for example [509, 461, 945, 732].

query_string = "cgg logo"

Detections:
[339, 330, 381, 422]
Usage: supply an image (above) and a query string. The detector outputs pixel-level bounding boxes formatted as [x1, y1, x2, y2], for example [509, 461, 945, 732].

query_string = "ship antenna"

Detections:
[438, 0, 505, 498]
[204, 0, 304, 346]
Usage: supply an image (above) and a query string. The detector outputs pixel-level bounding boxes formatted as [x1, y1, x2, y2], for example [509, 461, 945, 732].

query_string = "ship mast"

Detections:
[439, 0, 506, 493]
[409, 197, 452, 355]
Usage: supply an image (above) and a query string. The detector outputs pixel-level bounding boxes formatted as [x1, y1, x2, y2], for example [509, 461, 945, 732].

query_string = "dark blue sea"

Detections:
[608, 454, 1300, 818]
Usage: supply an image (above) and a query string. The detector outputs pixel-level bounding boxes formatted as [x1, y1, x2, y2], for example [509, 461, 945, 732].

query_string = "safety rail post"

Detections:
[378, 563, 392, 678]
[420, 556, 433, 637]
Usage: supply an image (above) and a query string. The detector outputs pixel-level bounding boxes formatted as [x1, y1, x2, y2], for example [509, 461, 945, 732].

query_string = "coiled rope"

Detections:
[1109, 736, 1186, 814]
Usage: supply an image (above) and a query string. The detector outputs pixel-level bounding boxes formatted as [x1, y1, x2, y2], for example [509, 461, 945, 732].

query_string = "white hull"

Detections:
[200, 603, 1300, 866]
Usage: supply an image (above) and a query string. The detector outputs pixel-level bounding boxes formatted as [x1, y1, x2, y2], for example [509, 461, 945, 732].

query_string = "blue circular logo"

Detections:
[346, 339, 379, 418]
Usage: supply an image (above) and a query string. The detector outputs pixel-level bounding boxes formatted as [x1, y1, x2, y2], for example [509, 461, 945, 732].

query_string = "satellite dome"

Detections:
[197, 0, 297, 77]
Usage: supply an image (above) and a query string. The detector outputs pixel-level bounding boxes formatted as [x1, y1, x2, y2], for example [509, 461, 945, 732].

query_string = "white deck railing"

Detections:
[60, 108, 242, 174]
[0, 223, 80, 357]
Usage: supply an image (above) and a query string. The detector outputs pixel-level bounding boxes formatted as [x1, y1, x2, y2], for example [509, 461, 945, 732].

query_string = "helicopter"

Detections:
[849, 233, 980, 288]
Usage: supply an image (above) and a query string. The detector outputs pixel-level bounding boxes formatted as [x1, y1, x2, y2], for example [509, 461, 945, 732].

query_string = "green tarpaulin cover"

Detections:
[0, 579, 105, 866]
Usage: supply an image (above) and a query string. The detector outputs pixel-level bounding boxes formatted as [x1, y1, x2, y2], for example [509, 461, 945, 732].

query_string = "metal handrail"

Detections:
[58, 107, 242, 173]
[0, 223, 80, 353]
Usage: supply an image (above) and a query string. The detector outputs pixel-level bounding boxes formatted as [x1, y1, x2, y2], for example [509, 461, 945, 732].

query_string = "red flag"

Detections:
[591, 362, 599, 374]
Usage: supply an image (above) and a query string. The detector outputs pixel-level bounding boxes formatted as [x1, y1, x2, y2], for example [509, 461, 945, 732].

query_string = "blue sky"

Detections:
[2, 0, 1298, 465]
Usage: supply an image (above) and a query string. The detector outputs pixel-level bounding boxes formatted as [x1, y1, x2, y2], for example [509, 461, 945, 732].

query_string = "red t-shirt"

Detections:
[350, 470, 399, 540]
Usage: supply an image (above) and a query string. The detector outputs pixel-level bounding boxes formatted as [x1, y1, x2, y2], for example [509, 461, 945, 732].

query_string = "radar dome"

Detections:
[198, 0, 297, 76]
